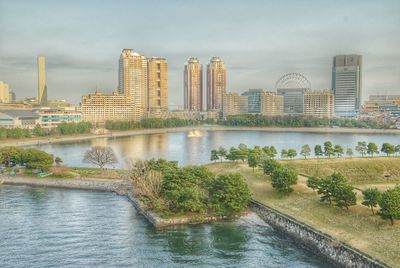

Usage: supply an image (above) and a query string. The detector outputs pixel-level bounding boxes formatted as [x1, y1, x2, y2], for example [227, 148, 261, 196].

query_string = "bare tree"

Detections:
[126, 160, 162, 199]
[83, 146, 118, 169]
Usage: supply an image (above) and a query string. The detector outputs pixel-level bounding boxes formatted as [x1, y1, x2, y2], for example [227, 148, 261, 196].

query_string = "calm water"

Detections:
[31, 129, 400, 168]
[0, 186, 330, 268]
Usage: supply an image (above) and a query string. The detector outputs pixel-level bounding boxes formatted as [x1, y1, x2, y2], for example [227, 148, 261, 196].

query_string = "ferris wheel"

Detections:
[275, 73, 311, 90]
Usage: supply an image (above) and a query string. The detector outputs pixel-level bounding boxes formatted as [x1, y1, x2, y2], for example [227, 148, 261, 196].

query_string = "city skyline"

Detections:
[0, 0, 399, 106]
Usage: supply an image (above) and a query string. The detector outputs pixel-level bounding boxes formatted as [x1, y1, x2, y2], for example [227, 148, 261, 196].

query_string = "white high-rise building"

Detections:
[0, 81, 10, 103]
[332, 55, 362, 117]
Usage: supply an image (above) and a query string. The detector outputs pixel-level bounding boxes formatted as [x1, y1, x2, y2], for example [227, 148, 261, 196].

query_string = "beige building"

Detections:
[207, 57, 226, 111]
[147, 57, 168, 113]
[184, 57, 203, 111]
[79, 90, 137, 123]
[304, 90, 334, 118]
[37, 107, 82, 129]
[37, 55, 47, 106]
[260, 92, 283, 116]
[119, 49, 147, 119]
[222, 93, 248, 117]
[0, 81, 10, 103]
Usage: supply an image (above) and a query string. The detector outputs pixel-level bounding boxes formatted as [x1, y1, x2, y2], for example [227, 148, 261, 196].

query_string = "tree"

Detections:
[317, 172, 347, 204]
[83, 146, 118, 169]
[281, 149, 288, 159]
[355, 141, 367, 157]
[300, 144, 311, 159]
[271, 166, 298, 194]
[237, 144, 249, 162]
[248, 151, 260, 172]
[0, 146, 23, 166]
[307, 176, 320, 192]
[260, 158, 281, 175]
[217, 146, 227, 162]
[362, 188, 381, 215]
[210, 149, 219, 163]
[395, 145, 400, 156]
[209, 173, 251, 215]
[367, 142, 379, 157]
[346, 148, 353, 158]
[334, 144, 344, 158]
[20, 148, 54, 171]
[269, 146, 277, 158]
[333, 184, 357, 210]
[226, 147, 239, 162]
[54, 156, 63, 166]
[378, 186, 400, 225]
[323, 141, 335, 158]
[127, 160, 163, 199]
[33, 124, 46, 136]
[287, 149, 297, 159]
[381, 143, 396, 156]
[314, 145, 323, 159]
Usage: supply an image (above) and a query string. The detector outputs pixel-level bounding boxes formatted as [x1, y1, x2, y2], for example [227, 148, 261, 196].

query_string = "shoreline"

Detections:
[2, 125, 399, 147]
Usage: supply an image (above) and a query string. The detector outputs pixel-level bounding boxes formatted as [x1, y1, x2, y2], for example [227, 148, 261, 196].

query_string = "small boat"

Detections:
[187, 130, 203, 138]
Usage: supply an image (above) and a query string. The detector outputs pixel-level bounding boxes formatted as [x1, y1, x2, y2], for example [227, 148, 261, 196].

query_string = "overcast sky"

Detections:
[0, 0, 399, 106]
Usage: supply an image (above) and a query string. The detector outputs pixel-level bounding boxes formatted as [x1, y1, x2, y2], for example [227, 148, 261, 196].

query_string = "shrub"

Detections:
[271, 166, 298, 194]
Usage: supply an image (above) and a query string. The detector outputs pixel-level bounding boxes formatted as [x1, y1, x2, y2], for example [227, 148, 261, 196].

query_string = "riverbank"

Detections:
[207, 161, 400, 267]
[2, 125, 399, 147]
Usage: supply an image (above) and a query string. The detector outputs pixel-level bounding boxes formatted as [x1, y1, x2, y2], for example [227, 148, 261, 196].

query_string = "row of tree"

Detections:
[128, 159, 251, 216]
[0, 122, 93, 140]
[105, 118, 199, 130]
[307, 175, 400, 225]
[0, 146, 60, 171]
[220, 114, 393, 129]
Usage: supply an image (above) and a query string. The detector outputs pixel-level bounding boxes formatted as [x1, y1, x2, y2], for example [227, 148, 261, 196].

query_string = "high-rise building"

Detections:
[241, 89, 263, 113]
[147, 57, 168, 113]
[277, 88, 306, 115]
[332, 55, 362, 117]
[207, 57, 226, 111]
[303, 90, 335, 118]
[0, 81, 10, 103]
[260, 92, 284, 116]
[37, 55, 47, 106]
[9, 91, 16, 103]
[222, 93, 248, 117]
[184, 57, 203, 111]
[119, 49, 148, 119]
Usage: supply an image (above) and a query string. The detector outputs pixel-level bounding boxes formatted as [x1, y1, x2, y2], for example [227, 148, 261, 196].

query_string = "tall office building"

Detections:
[332, 55, 362, 117]
[37, 55, 47, 106]
[207, 57, 226, 111]
[184, 57, 203, 111]
[0, 81, 10, 103]
[147, 57, 168, 113]
[119, 49, 148, 119]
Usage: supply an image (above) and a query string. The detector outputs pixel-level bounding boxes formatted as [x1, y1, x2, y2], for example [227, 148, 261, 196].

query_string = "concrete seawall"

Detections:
[250, 200, 389, 268]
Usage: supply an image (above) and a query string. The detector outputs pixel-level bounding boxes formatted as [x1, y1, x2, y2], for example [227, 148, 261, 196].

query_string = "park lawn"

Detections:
[207, 161, 400, 268]
[282, 157, 400, 184]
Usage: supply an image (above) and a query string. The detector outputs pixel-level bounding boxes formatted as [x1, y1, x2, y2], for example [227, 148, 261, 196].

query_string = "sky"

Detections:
[0, 0, 399, 107]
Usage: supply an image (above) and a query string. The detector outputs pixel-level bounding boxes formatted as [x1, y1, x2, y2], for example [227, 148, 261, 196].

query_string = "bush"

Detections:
[271, 166, 298, 194]
[378, 186, 400, 225]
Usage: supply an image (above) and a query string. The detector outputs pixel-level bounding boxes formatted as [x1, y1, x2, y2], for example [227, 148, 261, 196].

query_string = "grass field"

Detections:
[207, 159, 400, 267]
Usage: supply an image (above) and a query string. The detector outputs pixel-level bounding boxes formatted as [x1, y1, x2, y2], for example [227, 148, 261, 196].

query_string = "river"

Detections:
[0, 185, 330, 268]
[30, 129, 400, 168]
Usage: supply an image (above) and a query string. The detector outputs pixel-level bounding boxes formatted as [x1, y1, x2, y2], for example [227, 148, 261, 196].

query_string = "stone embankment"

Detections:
[250, 200, 389, 268]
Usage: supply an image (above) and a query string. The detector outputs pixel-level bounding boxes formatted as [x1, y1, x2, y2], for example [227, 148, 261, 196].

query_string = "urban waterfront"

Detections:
[0, 185, 331, 268]
[30, 130, 400, 168]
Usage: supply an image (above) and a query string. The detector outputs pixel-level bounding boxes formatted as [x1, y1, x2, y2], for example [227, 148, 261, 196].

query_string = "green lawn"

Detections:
[207, 160, 400, 268]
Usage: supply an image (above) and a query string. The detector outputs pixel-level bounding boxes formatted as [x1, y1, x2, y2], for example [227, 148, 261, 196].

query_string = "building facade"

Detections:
[260, 92, 284, 116]
[184, 57, 203, 111]
[118, 49, 148, 120]
[0, 81, 10, 103]
[303, 90, 335, 118]
[277, 88, 306, 115]
[37, 107, 82, 129]
[222, 93, 248, 117]
[332, 55, 362, 117]
[37, 55, 47, 106]
[207, 57, 226, 111]
[0, 110, 41, 129]
[79, 90, 136, 123]
[241, 89, 264, 113]
[147, 57, 168, 113]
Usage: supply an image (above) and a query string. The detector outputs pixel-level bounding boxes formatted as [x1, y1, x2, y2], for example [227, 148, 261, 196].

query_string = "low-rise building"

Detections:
[79, 90, 140, 124]
[0, 110, 41, 129]
[303, 90, 334, 118]
[36, 107, 82, 129]
[260, 92, 284, 116]
[222, 93, 248, 117]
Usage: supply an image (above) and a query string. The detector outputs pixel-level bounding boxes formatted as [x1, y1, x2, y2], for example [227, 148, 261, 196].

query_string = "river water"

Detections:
[0, 186, 330, 268]
[30, 129, 400, 168]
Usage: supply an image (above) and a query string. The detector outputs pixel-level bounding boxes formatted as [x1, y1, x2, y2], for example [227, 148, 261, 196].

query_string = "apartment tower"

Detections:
[332, 55, 362, 117]
[37, 55, 47, 106]
[147, 57, 168, 113]
[119, 49, 148, 120]
[184, 57, 203, 111]
[207, 57, 226, 111]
